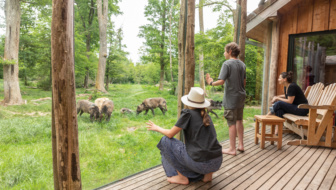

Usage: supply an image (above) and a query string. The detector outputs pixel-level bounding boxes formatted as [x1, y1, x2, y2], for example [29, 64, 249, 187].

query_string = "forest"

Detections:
[0, 0, 263, 101]
[0, 0, 264, 189]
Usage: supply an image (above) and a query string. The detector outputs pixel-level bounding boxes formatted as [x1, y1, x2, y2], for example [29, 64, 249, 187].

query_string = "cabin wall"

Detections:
[276, 0, 336, 94]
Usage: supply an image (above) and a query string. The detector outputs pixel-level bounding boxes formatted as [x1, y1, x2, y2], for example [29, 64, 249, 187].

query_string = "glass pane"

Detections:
[292, 32, 336, 90]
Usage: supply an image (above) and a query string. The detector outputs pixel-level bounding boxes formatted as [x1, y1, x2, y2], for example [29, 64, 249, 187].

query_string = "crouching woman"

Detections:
[146, 87, 222, 185]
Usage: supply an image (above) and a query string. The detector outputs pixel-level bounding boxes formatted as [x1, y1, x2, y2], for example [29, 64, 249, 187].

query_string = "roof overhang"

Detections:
[246, 0, 294, 43]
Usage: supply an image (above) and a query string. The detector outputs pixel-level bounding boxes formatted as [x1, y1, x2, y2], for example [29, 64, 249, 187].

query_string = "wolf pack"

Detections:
[77, 96, 222, 122]
[76, 97, 168, 122]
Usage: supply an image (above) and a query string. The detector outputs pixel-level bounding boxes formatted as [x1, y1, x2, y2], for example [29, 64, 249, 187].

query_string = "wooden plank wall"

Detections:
[276, 0, 336, 95]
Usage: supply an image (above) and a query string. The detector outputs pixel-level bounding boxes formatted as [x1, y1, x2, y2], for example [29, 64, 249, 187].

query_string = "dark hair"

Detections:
[225, 42, 240, 58]
[280, 71, 293, 83]
[199, 108, 211, 127]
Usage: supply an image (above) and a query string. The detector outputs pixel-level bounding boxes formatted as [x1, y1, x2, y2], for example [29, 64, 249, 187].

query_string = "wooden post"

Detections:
[177, 0, 187, 140]
[51, 0, 82, 189]
[177, 0, 195, 140]
[268, 17, 280, 108]
[262, 22, 272, 114]
[184, 0, 195, 95]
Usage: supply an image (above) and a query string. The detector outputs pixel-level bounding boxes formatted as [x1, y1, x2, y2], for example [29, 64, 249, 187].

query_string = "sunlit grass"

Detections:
[0, 79, 261, 189]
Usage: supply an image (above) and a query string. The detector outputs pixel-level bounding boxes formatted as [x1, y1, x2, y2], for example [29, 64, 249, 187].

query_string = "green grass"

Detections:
[0, 80, 261, 189]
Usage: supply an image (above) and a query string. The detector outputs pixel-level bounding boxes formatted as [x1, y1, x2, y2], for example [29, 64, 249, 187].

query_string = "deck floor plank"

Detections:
[181, 133, 292, 190]
[203, 134, 295, 190]
[282, 148, 326, 189]
[246, 143, 307, 189]
[97, 128, 336, 190]
[294, 148, 332, 189]
[228, 138, 298, 189]
[320, 151, 336, 189]
[307, 149, 336, 190]
[270, 147, 317, 190]
[259, 146, 311, 189]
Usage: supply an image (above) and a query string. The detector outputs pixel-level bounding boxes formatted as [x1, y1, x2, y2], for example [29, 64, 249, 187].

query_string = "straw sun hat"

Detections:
[181, 87, 210, 108]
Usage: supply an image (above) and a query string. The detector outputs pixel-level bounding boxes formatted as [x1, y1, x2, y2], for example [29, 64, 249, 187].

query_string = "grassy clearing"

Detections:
[0, 80, 261, 189]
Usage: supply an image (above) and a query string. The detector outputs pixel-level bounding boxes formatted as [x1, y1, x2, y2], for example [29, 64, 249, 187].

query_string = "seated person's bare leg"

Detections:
[167, 170, 189, 185]
[202, 172, 213, 182]
[222, 124, 237, 155]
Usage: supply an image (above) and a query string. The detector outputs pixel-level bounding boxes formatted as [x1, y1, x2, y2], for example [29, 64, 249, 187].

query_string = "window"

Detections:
[288, 30, 336, 91]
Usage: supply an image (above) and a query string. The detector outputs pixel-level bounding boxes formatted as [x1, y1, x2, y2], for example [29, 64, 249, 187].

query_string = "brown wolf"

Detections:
[136, 98, 167, 116]
[100, 100, 114, 121]
[94, 97, 109, 112]
[76, 100, 100, 122]
[206, 99, 222, 118]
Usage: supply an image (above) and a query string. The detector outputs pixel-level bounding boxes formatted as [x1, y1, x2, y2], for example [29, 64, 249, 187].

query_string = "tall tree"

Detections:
[95, 0, 108, 92]
[198, 0, 206, 93]
[238, 0, 246, 62]
[75, 0, 99, 88]
[139, 0, 179, 90]
[51, 0, 82, 188]
[2, 0, 23, 105]
[168, 0, 175, 82]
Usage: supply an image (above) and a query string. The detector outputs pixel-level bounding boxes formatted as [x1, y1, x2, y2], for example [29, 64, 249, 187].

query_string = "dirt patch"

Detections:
[5, 110, 50, 117]
[31, 97, 52, 102]
[127, 127, 137, 132]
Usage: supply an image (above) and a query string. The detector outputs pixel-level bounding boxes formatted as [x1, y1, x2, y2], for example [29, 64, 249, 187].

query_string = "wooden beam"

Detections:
[268, 17, 280, 111]
[262, 22, 272, 114]
[247, 0, 290, 33]
[51, 0, 82, 189]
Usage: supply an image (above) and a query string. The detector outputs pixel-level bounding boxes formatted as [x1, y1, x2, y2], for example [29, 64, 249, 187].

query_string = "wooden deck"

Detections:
[97, 128, 336, 190]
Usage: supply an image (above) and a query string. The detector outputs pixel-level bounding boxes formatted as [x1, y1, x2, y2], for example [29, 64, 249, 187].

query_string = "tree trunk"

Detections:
[83, 0, 95, 89]
[51, 0, 82, 189]
[233, 0, 241, 43]
[159, 0, 167, 91]
[238, 0, 246, 62]
[177, 0, 187, 140]
[169, 0, 174, 82]
[95, 0, 108, 93]
[184, 0, 195, 95]
[106, 61, 109, 90]
[198, 0, 206, 94]
[2, 0, 23, 105]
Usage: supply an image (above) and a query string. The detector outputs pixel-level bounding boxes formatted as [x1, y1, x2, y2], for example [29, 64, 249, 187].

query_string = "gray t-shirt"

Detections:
[218, 59, 246, 109]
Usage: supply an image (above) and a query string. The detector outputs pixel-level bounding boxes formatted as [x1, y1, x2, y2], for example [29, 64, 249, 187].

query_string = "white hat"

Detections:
[181, 87, 210, 108]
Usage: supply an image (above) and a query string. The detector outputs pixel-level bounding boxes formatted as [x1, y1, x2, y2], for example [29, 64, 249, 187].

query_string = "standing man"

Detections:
[206, 42, 246, 155]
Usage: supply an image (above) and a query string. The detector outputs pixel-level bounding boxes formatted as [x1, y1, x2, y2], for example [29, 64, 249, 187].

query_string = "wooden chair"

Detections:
[283, 82, 324, 138]
[286, 83, 336, 148]
[305, 82, 324, 106]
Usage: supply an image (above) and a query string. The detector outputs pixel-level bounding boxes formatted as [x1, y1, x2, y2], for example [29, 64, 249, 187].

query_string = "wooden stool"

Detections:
[254, 115, 285, 150]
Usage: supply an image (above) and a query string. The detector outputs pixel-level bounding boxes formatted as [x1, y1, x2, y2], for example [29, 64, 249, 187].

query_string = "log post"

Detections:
[184, 0, 195, 95]
[177, 0, 187, 140]
[262, 22, 272, 114]
[51, 0, 82, 189]
[268, 17, 280, 108]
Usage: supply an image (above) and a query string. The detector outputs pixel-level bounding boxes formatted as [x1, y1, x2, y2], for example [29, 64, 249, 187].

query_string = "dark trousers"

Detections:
[273, 101, 309, 118]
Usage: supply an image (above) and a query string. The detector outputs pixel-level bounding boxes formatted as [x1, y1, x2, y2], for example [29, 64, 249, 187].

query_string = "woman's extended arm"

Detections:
[146, 120, 182, 138]
[273, 96, 295, 104]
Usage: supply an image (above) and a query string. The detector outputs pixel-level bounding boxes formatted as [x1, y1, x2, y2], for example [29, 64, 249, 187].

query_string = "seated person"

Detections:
[146, 87, 223, 185]
[268, 71, 309, 118]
